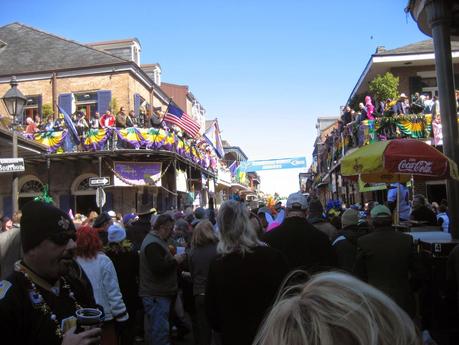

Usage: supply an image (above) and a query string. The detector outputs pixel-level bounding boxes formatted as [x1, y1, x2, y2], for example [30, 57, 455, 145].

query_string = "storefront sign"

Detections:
[0, 158, 25, 173]
[113, 162, 162, 187]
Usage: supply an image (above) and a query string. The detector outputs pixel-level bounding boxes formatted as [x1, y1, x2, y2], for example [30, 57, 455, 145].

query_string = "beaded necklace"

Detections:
[17, 264, 82, 339]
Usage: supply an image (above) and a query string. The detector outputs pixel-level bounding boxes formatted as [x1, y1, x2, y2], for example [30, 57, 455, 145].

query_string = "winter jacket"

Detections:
[332, 225, 369, 273]
[263, 216, 336, 273]
[76, 253, 128, 321]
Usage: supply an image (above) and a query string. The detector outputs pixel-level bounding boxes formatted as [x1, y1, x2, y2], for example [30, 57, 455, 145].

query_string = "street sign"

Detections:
[0, 158, 25, 173]
[89, 176, 111, 187]
[96, 187, 106, 208]
[240, 157, 307, 172]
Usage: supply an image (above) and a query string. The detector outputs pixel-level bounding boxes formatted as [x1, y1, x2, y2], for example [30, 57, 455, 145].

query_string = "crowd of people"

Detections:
[18, 106, 167, 137]
[1, 191, 459, 345]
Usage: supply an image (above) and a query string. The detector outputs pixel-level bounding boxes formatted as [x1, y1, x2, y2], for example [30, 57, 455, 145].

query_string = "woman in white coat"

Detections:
[76, 225, 128, 345]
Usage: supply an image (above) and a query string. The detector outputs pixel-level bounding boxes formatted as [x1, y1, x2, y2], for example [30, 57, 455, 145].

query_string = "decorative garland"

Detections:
[33, 130, 68, 153]
[83, 128, 111, 151]
[23, 127, 216, 172]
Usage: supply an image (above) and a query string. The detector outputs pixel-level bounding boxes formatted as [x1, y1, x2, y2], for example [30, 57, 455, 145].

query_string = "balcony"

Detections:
[316, 113, 447, 176]
[18, 126, 217, 172]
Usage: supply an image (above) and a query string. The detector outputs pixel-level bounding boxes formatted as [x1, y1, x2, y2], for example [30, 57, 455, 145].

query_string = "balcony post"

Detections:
[426, 0, 459, 238]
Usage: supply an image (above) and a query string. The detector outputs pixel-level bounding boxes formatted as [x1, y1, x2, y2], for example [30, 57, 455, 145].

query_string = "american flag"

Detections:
[164, 101, 200, 138]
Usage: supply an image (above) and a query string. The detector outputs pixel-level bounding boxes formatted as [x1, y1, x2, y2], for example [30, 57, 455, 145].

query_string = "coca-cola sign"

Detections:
[397, 159, 433, 174]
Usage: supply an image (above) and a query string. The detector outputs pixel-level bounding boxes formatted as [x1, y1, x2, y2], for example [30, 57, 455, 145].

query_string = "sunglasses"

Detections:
[48, 231, 77, 246]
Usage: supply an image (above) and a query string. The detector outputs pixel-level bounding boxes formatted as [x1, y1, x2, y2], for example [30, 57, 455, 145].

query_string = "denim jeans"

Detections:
[143, 296, 172, 345]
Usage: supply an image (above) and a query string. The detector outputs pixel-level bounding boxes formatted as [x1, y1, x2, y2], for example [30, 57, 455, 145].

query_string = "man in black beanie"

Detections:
[92, 212, 113, 245]
[0, 201, 101, 345]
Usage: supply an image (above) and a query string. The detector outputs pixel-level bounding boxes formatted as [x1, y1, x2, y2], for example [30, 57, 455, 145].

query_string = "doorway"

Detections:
[426, 183, 447, 204]
[75, 195, 98, 217]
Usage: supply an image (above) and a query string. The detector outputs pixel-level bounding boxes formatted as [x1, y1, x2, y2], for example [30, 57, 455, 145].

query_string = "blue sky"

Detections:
[0, 0, 428, 195]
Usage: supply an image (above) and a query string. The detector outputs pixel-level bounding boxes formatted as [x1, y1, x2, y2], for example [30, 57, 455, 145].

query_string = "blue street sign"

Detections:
[240, 157, 307, 172]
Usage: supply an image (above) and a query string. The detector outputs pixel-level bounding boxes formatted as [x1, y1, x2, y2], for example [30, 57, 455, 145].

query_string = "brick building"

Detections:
[0, 22, 216, 216]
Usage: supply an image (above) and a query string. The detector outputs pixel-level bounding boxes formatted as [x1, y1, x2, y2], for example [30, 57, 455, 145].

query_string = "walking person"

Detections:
[263, 192, 336, 273]
[139, 214, 186, 345]
[354, 205, 419, 317]
[75, 226, 129, 345]
[188, 220, 218, 345]
[205, 200, 289, 345]
[105, 224, 140, 345]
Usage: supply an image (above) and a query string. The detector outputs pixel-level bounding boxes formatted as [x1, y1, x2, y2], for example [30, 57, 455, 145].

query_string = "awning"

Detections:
[217, 179, 231, 188]
[231, 182, 250, 191]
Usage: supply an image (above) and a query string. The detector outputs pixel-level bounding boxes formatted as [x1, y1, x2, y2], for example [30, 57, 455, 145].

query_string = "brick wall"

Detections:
[0, 71, 162, 117]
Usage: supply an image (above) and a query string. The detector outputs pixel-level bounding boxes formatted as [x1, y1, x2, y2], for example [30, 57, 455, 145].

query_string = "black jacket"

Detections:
[332, 225, 369, 273]
[105, 242, 140, 314]
[189, 243, 218, 295]
[354, 227, 419, 316]
[263, 216, 336, 273]
[126, 216, 151, 252]
[205, 246, 288, 345]
[0, 264, 96, 345]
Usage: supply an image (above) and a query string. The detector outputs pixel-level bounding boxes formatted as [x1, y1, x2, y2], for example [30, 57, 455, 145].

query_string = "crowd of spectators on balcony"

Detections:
[316, 90, 459, 175]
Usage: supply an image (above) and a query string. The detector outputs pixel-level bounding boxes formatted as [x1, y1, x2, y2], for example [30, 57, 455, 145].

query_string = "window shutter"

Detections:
[58, 93, 72, 115]
[97, 90, 112, 114]
[2, 196, 12, 218]
[103, 192, 113, 212]
[134, 93, 141, 117]
[37, 95, 43, 117]
[59, 194, 70, 212]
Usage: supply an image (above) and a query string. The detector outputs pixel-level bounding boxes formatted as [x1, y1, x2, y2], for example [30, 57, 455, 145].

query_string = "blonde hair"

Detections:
[217, 200, 263, 255]
[191, 220, 217, 248]
[253, 271, 421, 345]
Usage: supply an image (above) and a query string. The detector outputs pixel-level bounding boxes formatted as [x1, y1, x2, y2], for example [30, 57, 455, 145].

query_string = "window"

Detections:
[74, 92, 97, 119]
[24, 95, 41, 122]
[20, 180, 44, 193]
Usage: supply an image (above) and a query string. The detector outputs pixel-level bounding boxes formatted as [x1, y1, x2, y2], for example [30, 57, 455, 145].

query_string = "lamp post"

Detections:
[2, 76, 28, 213]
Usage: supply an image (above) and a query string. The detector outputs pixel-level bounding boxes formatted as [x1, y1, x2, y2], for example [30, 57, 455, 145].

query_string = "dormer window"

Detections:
[153, 69, 161, 85]
[133, 46, 140, 65]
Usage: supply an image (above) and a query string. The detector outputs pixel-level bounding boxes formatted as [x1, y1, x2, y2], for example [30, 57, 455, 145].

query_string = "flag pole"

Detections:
[159, 97, 173, 127]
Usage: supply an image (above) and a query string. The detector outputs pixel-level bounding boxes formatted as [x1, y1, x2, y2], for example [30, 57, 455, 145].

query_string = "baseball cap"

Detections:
[286, 192, 308, 210]
[370, 205, 392, 218]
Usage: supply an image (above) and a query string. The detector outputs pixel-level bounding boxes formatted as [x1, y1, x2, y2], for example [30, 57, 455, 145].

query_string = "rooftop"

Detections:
[0, 23, 129, 77]
[374, 39, 459, 56]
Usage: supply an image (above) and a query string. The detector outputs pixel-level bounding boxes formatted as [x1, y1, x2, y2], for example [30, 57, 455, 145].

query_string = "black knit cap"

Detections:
[20, 201, 76, 253]
[93, 212, 112, 228]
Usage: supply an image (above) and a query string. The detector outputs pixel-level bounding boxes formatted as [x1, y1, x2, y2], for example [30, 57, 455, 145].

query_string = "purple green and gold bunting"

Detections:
[34, 130, 68, 152]
[115, 127, 145, 148]
[83, 128, 111, 151]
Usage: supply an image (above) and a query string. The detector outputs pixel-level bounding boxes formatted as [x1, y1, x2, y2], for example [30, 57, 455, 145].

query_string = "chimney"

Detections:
[375, 46, 386, 54]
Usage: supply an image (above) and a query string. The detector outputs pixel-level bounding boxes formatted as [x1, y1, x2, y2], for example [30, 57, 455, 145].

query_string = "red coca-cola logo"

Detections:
[397, 159, 433, 174]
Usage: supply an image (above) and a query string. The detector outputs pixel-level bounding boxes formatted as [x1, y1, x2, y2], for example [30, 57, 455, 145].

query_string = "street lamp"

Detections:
[2, 76, 28, 213]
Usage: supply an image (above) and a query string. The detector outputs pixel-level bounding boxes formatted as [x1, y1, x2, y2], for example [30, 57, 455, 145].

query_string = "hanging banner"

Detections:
[113, 161, 162, 187]
[240, 157, 307, 172]
[176, 170, 189, 193]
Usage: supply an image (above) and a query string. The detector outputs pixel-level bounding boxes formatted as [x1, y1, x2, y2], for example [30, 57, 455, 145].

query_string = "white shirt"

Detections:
[437, 212, 449, 233]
